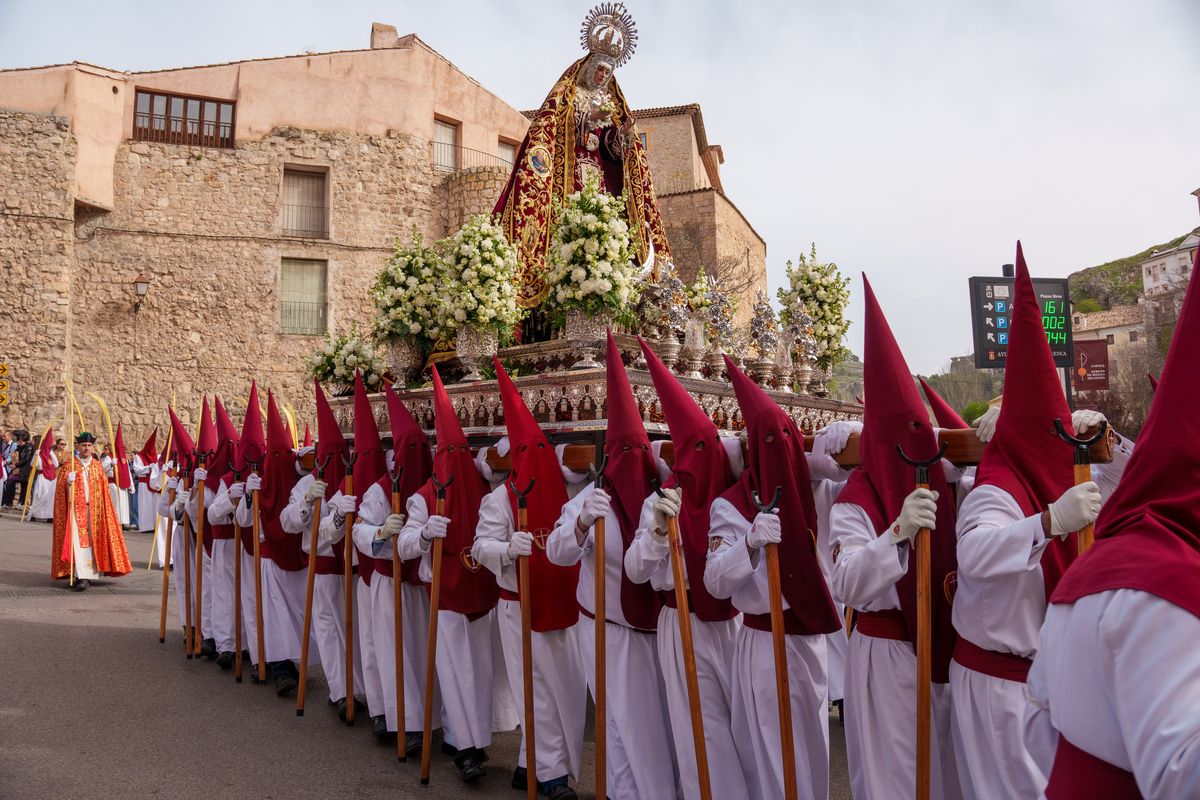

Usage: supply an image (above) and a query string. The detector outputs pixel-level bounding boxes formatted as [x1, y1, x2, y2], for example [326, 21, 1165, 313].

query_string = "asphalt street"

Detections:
[0, 511, 851, 799]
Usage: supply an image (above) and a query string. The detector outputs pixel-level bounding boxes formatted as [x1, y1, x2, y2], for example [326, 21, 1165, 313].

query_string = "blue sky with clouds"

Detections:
[3, 0, 1197, 374]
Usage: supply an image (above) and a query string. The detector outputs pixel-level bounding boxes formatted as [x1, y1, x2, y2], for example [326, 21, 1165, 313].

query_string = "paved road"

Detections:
[0, 512, 852, 799]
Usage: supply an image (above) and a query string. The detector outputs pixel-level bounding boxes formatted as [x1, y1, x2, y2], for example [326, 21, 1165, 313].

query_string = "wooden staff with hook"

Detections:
[341, 450, 359, 726]
[420, 472, 454, 784]
[194, 447, 214, 658]
[244, 452, 266, 683]
[592, 454, 609, 800]
[511, 477, 538, 800]
[297, 454, 332, 715]
[390, 464, 406, 761]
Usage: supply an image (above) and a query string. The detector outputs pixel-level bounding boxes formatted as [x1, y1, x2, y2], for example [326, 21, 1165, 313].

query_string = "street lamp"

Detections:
[133, 274, 149, 314]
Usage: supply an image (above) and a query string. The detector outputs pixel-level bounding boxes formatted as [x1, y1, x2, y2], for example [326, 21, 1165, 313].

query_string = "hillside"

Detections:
[1069, 227, 1200, 310]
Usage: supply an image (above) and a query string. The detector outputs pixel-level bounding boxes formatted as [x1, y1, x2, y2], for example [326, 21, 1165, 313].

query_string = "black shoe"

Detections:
[511, 766, 527, 791]
[405, 732, 424, 755]
[216, 652, 234, 670]
[371, 715, 389, 739]
[441, 741, 458, 757]
[71, 579, 90, 592]
[457, 756, 486, 783]
[274, 673, 297, 696]
[331, 697, 348, 721]
[353, 696, 367, 713]
[546, 784, 577, 800]
[200, 638, 218, 659]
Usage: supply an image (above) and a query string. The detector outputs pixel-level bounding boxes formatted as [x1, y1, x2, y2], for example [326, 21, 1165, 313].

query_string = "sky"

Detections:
[2, 0, 1198, 374]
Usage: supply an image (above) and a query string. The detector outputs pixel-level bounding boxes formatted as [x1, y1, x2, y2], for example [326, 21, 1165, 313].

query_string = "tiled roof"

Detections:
[1073, 305, 1144, 331]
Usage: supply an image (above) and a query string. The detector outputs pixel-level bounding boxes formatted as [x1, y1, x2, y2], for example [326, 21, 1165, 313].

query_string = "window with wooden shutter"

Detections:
[498, 141, 516, 168]
[433, 120, 458, 173]
[133, 90, 234, 148]
[280, 259, 327, 335]
[282, 169, 328, 238]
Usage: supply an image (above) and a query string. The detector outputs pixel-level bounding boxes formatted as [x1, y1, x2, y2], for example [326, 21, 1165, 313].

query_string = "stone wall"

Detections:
[433, 165, 509, 238]
[636, 112, 709, 196]
[0, 110, 76, 435]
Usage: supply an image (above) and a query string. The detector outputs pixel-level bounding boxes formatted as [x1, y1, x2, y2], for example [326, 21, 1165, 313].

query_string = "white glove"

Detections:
[818, 420, 863, 456]
[304, 480, 327, 504]
[746, 511, 782, 549]
[333, 494, 357, 515]
[973, 406, 1001, 443]
[245, 473, 262, 493]
[888, 488, 939, 546]
[68, 471, 77, 484]
[651, 487, 682, 541]
[297, 445, 315, 458]
[193, 467, 208, 483]
[228, 482, 246, 500]
[1072, 410, 1106, 435]
[419, 515, 450, 551]
[1047, 482, 1101, 539]
[580, 489, 612, 528]
[165, 476, 178, 492]
[508, 530, 534, 560]
[379, 513, 405, 540]
[174, 493, 188, 513]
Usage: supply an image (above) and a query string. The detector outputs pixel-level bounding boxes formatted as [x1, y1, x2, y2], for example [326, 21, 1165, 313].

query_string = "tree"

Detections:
[961, 401, 988, 425]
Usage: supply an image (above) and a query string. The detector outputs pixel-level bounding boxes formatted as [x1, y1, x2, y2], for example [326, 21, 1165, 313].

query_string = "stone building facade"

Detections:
[0, 28, 529, 442]
[1, 29, 770, 443]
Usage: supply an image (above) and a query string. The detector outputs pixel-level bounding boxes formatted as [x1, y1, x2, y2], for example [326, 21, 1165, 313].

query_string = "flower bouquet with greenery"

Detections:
[370, 228, 445, 346]
[303, 322, 387, 395]
[437, 215, 524, 341]
[778, 244, 851, 371]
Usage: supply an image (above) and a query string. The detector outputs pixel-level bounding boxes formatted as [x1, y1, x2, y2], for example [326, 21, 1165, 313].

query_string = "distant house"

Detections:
[1072, 305, 1148, 382]
[1140, 230, 1198, 297]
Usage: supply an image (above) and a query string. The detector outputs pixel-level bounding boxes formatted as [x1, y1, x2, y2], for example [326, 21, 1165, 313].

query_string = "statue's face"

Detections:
[591, 63, 611, 88]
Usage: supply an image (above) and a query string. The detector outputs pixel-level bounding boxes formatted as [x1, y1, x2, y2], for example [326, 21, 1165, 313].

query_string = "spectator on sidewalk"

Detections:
[3, 431, 34, 508]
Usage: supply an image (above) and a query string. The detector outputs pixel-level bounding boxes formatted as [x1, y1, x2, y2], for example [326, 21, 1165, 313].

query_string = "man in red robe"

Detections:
[52, 432, 132, 590]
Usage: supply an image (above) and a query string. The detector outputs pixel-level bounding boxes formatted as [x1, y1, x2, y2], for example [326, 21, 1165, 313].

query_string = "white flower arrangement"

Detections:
[303, 323, 387, 393]
[544, 174, 642, 325]
[778, 244, 851, 371]
[437, 215, 525, 339]
[371, 228, 444, 345]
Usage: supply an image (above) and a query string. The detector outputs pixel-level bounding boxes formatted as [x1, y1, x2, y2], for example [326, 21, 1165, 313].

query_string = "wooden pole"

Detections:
[593, 456, 609, 800]
[1074, 460, 1095, 553]
[421, 474, 453, 785]
[248, 458, 266, 684]
[517, 498, 537, 800]
[194, 450, 210, 657]
[147, 425, 173, 571]
[342, 465, 356, 726]
[297, 457, 329, 716]
[765, 541, 798, 800]
[663, 510, 714, 800]
[158, 462, 177, 643]
[232, 470, 244, 683]
[182, 472, 193, 660]
[1053, 417, 1108, 556]
[391, 468, 406, 761]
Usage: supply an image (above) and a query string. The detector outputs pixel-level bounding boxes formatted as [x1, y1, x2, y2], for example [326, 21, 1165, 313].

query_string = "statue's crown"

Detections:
[580, 3, 638, 69]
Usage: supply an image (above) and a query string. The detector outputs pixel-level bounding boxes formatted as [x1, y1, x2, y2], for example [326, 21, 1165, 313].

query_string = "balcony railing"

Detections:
[133, 112, 234, 149]
[431, 142, 515, 174]
[281, 203, 329, 239]
[280, 301, 326, 336]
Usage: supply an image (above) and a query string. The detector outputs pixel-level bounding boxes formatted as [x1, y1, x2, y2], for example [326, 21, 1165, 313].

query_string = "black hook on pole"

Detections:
[592, 453, 609, 491]
[751, 486, 784, 514]
[341, 450, 359, 476]
[895, 442, 949, 485]
[315, 453, 332, 480]
[432, 472, 455, 501]
[1052, 418, 1107, 466]
[509, 477, 536, 510]
[389, 464, 405, 495]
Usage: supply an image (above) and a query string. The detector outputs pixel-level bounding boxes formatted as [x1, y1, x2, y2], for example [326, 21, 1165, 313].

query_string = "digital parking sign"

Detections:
[968, 276, 1073, 369]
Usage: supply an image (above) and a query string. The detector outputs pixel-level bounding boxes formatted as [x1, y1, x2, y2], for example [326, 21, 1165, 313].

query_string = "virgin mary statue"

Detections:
[493, 3, 672, 308]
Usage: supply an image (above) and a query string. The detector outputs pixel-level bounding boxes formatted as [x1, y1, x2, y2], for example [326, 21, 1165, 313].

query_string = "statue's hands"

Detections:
[620, 118, 634, 137]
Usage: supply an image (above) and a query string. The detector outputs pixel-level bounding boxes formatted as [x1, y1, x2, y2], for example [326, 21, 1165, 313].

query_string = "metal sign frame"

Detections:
[968, 277, 1074, 369]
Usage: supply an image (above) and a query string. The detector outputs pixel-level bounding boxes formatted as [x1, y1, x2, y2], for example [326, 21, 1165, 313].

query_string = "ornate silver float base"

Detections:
[455, 325, 498, 383]
[751, 357, 775, 387]
[705, 348, 728, 382]
[774, 362, 794, 393]
[386, 338, 424, 389]
[808, 365, 829, 398]
[565, 308, 609, 370]
[653, 336, 682, 374]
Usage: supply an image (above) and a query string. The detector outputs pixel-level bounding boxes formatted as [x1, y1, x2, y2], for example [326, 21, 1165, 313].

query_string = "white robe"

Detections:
[200, 479, 242, 655]
[624, 492, 755, 800]
[29, 453, 57, 521]
[546, 484, 679, 800]
[829, 501, 962, 800]
[951, 440, 1130, 800]
[705, 498, 832, 800]
[132, 455, 162, 534]
[399, 492, 518, 752]
[1025, 589, 1200, 800]
[66, 457, 102, 580]
[102, 456, 131, 527]
[279, 473, 365, 703]
[352, 481, 441, 733]
[473, 482, 587, 783]
[236, 487, 309, 665]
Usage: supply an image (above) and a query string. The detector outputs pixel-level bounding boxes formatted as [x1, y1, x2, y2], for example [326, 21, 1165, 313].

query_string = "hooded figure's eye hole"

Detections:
[782, 428, 791, 437]
[641, 444, 650, 451]
[908, 421, 921, 431]
[447, 445, 456, 452]
[622, 445, 632, 452]
[695, 441, 705, 452]
[765, 432, 775, 443]
[536, 443, 545, 449]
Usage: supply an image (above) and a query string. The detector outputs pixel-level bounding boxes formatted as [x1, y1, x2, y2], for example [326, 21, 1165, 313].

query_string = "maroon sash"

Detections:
[1045, 736, 1141, 800]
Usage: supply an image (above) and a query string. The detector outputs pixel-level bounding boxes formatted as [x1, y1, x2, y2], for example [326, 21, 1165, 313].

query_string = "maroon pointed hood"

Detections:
[974, 244, 1077, 595]
[137, 428, 158, 468]
[604, 330, 662, 630]
[723, 356, 841, 634]
[835, 273, 958, 682]
[345, 370, 387, 510]
[259, 389, 299, 518]
[114, 422, 133, 489]
[38, 428, 57, 481]
[495, 356, 579, 632]
[211, 396, 239, 486]
[384, 381, 432, 503]
[196, 396, 217, 461]
[303, 424, 312, 448]
[1148, 372, 1159, 392]
[237, 381, 266, 471]
[417, 366, 499, 617]
[168, 406, 197, 471]
[919, 378, 969, 429]
[314, 380, 348, 501]
[639, 336, 736, 622]
[1053, 246, 1200, 618]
